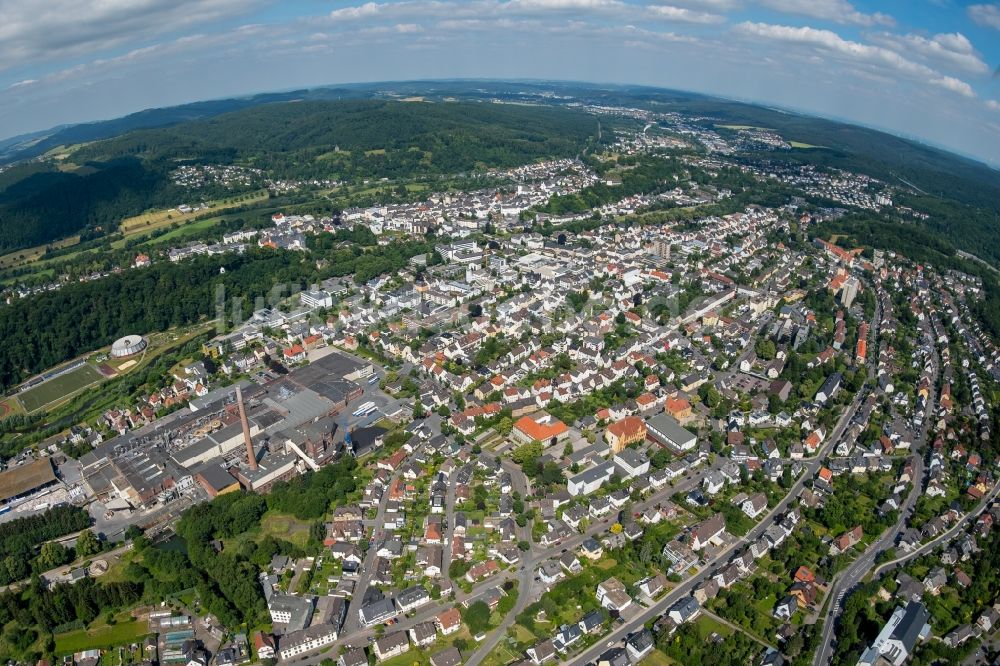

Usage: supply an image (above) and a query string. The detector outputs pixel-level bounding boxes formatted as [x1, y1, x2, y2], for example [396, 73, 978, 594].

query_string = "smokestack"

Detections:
[237, 386, 257, 471]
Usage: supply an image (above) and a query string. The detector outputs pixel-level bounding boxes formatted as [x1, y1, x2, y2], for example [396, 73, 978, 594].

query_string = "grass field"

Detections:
[119, 191, 268, 236]
[695, 614, 735, 639]
[642, 650, 676, 666]
[19, 364, 104, 412]
[54, 620, 150, 654]
[790, 140, 822, 149]
[257, 512, 312, 547]
[0, 235, 81, 270]
[0, 396, 24, 418]
[716, 124, 772, 131]
[144, 216, 228, 245]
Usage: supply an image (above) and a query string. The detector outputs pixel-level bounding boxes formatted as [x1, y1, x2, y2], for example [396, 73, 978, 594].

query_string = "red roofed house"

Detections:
[436, 607, 462, 636]
[793, 566, 816, 584]
[283, 344, 306, 363]
[605, 416, 647, 454]
[830, 526, 863, 555]
[665, 397, 693, 421]
[512, 412, 569, 446]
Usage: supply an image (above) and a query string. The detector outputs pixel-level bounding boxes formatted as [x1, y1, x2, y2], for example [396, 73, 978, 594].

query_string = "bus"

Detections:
[352, 401, 376, 417]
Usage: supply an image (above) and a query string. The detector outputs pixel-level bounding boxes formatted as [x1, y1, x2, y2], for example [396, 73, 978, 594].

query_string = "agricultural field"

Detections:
[119, 191, 268, 236]
[0, 235, 81, 270]
[17, 364, 104, 412]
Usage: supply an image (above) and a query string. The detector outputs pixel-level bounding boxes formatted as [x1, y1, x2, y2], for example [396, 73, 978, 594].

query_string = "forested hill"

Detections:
[0, 158, 180, 252]
[0, 86, 371, 164]
[0, 100, 598, 253]
[71, 100, 600, 180]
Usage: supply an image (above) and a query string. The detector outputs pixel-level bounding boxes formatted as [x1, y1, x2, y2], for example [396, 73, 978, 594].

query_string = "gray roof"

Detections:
[359, 598, 396, 624]
[645, 413, 696, 447]
[568, 460, 616, 485]
[396, 585, 430, 607]
[892, 601, 931, 651]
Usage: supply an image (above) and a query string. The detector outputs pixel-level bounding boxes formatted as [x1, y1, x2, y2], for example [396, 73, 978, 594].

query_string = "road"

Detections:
[465, 458, 539, 665]
[339, 443, 409, 636]
[870, 482, 1000, 579]
[571, 378, 868, 666]
[813, 301, 892, 665]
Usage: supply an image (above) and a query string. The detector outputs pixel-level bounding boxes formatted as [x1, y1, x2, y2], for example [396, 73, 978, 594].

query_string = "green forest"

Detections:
[0, 158, 183, 252]
[0, 100, 598, 254]
[73, 100, 599, 181]
[0, 238, 434, 392]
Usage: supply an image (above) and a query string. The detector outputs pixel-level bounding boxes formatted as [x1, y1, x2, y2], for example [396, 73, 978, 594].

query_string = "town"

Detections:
[1, 103, 999, 666]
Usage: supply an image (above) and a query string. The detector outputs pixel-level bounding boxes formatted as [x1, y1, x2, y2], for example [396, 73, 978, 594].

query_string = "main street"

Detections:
[813, 305, 892, 665]
[814, 306, 931, 666]
[571, 373, 870, 665]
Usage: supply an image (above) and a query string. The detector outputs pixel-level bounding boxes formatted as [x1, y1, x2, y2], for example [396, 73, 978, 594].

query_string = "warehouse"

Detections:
[0, 457, 60, 508]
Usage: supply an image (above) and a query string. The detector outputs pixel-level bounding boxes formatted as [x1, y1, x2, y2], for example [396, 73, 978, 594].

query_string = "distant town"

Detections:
[1, 99, 998, 666]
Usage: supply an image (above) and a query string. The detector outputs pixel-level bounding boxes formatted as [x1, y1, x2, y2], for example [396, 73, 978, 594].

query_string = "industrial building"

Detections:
[0, 457, 60, 509]
[80, 351, 371, 510]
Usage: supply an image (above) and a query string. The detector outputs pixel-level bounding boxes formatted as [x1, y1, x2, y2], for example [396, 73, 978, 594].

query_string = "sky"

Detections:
[1, 0, 1000, 165]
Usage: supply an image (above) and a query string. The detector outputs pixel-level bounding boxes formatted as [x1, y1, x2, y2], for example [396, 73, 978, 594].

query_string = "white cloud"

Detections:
[646, 4, 726, 23]
[505, 0, 626, 9]
[0, 0, 269, 69]
[987, 100, 1000, 111]
[329, 1, 393, 20]
[930, 76, 975, 98]
[868, 32, 989, 75]
[8, 25, 271, 89]
[968, 3, 1000, 30]
[734, 22, 978, 100]
[757, 0, 893, 27]
[7, 78, 36, 88]
[663, 0, 741, 9]
[329, 0, 726, 25]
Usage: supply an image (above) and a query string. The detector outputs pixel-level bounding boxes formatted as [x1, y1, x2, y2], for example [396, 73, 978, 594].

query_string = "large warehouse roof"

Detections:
[0, 457, 58, 504]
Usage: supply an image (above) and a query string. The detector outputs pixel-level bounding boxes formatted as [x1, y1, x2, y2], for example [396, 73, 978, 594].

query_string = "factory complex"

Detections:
[78, 351, 373, 513]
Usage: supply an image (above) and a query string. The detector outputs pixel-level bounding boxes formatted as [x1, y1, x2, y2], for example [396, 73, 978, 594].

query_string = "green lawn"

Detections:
[19, 364, 103, 412]
[54, 620, 150, 655]
[257, 512, 312, 547]
[695, 615, 734, 639]
[641, 650, 677, 666]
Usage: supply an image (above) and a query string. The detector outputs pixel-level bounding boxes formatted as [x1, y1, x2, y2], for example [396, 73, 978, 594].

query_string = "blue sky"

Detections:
[1, 0, 999, 164]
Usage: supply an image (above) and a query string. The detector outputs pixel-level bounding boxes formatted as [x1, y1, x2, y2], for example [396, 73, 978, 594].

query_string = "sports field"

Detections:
[18, 364, 103, 412]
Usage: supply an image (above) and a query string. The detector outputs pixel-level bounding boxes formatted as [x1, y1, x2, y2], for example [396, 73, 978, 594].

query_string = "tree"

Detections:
[755, 339, 777, 360]
[462, 600, 492, 635]
[75, 530, 101, 558]
[566, 290, 589, 313]
[37, 542, 70, 570]
[512, 440, 543, 466]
